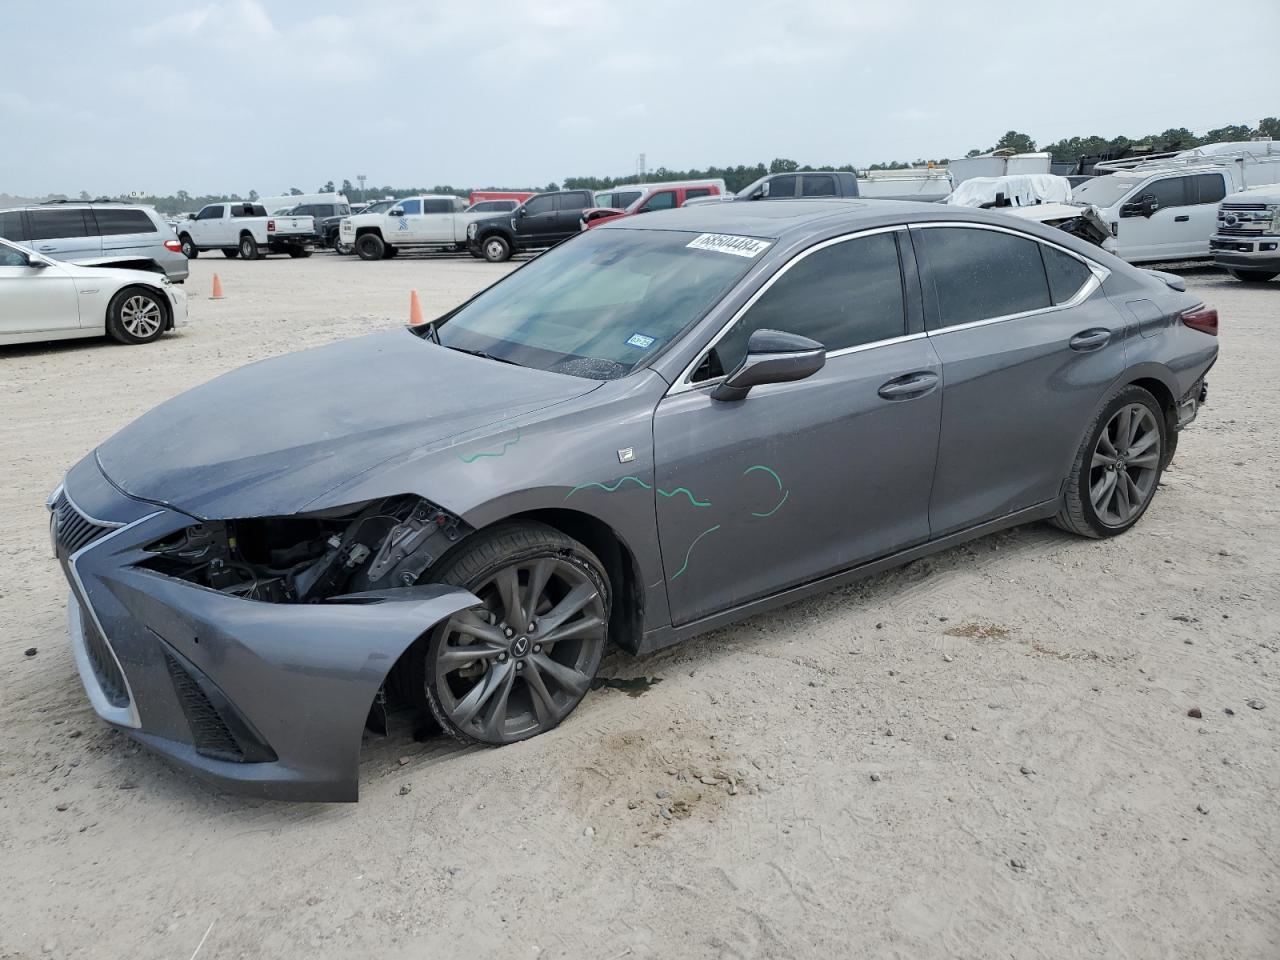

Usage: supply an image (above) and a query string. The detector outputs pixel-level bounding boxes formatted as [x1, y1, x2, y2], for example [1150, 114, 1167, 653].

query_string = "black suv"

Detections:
[465, 190, 594, 262]
[283, 201, 353, 248]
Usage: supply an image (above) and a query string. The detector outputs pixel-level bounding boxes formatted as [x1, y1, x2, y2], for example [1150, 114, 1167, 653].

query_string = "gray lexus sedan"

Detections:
[49, 200, 1218, 800]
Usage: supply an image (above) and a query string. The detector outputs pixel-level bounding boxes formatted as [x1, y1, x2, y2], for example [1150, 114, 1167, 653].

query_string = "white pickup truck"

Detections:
[340, 195, 490, 260]
[1009, 141, 1280, 263]
[176, 202, 317, 260]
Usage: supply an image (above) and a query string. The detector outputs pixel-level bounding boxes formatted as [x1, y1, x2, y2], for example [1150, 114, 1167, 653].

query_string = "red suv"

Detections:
[581, 184, 723, 229]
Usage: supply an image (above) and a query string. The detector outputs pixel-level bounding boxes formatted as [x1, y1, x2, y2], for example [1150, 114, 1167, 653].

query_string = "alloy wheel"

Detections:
[120, 294, 163, 339]
[432, 557, 606, 743]
[1089, 402, 1161, 527]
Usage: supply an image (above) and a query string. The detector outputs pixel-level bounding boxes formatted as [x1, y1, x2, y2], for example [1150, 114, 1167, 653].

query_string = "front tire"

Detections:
[105, 286, 168, 345]
[355, 233, 384, 260]
[481, 234, 512, 263]
[179, 234, 197, 259]
[288, 247, 312, 258]
[1054, 385, 1166, 539]
[239, 234, 260, 260]
[414, 522, 610, 746]
[1228, 268, 1277, 283]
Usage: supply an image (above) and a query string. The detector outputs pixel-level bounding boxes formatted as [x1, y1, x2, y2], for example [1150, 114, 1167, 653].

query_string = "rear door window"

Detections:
[1040, 245, 1094, 304]
[423, 199, 454, 214]
[92, 208, 158, 236]
[231, 204, 260, 218]
[801, 174, 837, 197]
[0, 210, 28, 241]
[556, 193, 590, 211]
[28, 208, 94, 240]
[706, 231, 906, 377]
[1192, 174, 1226, 205]
[918, 226, 1052, 327]
[685, 188, 712, 201]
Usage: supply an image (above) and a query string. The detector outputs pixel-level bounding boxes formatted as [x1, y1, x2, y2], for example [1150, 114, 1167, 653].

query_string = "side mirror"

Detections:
[388, 208, 404, 217]
[516, 207, 528, 218]
[711, 329, 826, 402]
[25, 252, 49, 268]
[1122, 195, 1158, 218]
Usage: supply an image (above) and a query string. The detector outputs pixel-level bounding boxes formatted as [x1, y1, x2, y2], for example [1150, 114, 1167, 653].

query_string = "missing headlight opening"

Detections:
[142, 496, 471, 603]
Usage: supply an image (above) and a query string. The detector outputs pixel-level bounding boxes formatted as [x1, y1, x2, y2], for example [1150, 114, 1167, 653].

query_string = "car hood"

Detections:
[95, 329, 599, 519]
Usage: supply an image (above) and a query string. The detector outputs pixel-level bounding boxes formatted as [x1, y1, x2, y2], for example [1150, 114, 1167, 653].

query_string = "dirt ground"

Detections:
[1, 252, 1276, 960]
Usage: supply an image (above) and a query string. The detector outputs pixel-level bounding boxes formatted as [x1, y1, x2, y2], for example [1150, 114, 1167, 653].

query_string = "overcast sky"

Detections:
[4, 0, 1277, 197]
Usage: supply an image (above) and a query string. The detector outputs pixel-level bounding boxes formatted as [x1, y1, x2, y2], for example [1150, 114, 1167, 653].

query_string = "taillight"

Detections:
[1181, 304, 1218, 336]
[163, 239, 182, 252]
[267, 219, 276, 233]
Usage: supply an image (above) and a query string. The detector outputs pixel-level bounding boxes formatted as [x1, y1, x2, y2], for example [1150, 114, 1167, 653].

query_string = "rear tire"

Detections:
[221, 248, 238, 259]
[355, 233, 384, 260]
[1228, 268, 1277, 283]
[105, 286, 168, 345]
[382, 244, 399, 259]
[481, 234, 512, 263]
[1053, 385, 1166, 539]
[179, 235, 197, 259]
[239, 234, 260, 260]
[288, 248, 312, 258]
[334, 236, 352, 255]
[412, 522, 610, 746]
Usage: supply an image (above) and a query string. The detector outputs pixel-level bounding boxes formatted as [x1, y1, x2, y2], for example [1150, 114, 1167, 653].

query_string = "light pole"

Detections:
[357, 175, 367, 202]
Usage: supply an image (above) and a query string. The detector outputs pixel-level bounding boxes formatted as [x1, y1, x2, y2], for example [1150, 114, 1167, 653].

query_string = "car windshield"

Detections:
[437, 228, 765, 379]
[1072, 175, 1140, 208]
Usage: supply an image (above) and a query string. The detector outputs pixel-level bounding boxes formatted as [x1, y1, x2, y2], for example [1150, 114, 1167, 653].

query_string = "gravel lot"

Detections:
[1, 253, 1276, 960]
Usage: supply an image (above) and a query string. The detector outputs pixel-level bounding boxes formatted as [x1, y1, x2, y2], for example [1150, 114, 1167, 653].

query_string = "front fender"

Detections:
[78, 511, 479, 801]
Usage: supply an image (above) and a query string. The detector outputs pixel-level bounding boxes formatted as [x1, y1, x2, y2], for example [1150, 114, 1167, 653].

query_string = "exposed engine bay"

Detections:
[141, 496, 472, 603]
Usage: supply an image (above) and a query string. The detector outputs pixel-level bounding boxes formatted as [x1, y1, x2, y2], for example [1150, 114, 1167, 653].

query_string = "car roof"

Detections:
[594, 198, 972, 240]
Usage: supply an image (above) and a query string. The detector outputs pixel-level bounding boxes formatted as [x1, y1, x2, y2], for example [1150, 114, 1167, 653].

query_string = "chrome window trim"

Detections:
[669, 225, 910, 396]
[910, 220, 1110, 336]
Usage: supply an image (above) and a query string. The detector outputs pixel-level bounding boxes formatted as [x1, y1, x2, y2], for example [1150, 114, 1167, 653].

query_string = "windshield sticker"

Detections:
[626, 333, 656, 349]
[686, 233, 772, 258]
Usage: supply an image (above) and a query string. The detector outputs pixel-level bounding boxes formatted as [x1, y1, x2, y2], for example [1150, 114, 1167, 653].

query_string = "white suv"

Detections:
[0, 202, 188, 281]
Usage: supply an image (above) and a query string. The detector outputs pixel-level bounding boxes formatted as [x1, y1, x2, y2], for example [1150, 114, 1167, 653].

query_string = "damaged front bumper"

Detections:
[50, 457, 478, 802]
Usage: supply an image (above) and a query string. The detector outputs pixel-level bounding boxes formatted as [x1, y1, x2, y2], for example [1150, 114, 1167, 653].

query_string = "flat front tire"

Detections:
[414, 522, 610, 746]
[1054, 385, 1166, 539]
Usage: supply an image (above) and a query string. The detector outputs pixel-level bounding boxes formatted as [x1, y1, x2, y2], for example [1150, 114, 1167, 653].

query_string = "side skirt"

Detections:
[634, 500, 1059, 655]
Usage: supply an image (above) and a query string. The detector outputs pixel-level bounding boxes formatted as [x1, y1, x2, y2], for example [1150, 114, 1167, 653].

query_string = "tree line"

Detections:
[41, 116, 1280, 212]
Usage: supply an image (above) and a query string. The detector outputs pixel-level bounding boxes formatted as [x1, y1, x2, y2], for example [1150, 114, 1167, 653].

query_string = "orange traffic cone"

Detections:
[408, 290, 425, 326]
[210, 274, 225, 300]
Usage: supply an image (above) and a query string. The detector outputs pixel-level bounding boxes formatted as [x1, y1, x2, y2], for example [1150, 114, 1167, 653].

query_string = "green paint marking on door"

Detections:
[671, 524, 721, 580]
[565, 475, 653, 499]
[743, 464, 789, 517]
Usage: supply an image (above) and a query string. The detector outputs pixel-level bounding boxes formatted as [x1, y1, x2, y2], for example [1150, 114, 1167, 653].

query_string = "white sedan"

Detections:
[0, 236, 187, 347]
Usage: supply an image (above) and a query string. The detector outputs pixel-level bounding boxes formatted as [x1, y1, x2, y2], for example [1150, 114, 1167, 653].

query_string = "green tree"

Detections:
[78, 190, 90, 200]
[769, 157, 799, 173]
[321, 180, 335, 193]
[1257, 117, 1280, 139]
[341, 178, 354, 195]
[1203, 124, 1253, 144]
[994, 130, 1037, 153]
[289, 187, 303, 196]
[248, 189, 259, 202]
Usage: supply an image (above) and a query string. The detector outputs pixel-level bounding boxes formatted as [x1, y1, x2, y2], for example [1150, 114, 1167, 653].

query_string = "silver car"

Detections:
[0, 201, 189, 282]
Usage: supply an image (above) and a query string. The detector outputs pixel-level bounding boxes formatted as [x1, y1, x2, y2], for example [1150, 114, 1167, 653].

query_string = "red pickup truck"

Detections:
[581, 183, 724, 229]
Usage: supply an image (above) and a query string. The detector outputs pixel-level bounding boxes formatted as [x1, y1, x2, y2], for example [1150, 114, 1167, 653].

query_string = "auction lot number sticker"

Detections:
[686, 234, 773, 258]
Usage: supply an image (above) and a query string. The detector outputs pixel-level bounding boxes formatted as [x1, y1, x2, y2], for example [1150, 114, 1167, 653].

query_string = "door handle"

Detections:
[878, 371, 939, 399]
[38, 245, 56, 251]
[1174, 215, 1189, 222]
[1069, 328, 1111, 351]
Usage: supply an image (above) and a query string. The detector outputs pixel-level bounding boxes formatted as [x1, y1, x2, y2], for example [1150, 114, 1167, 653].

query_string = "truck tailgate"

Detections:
[270, 216, 316, 237]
